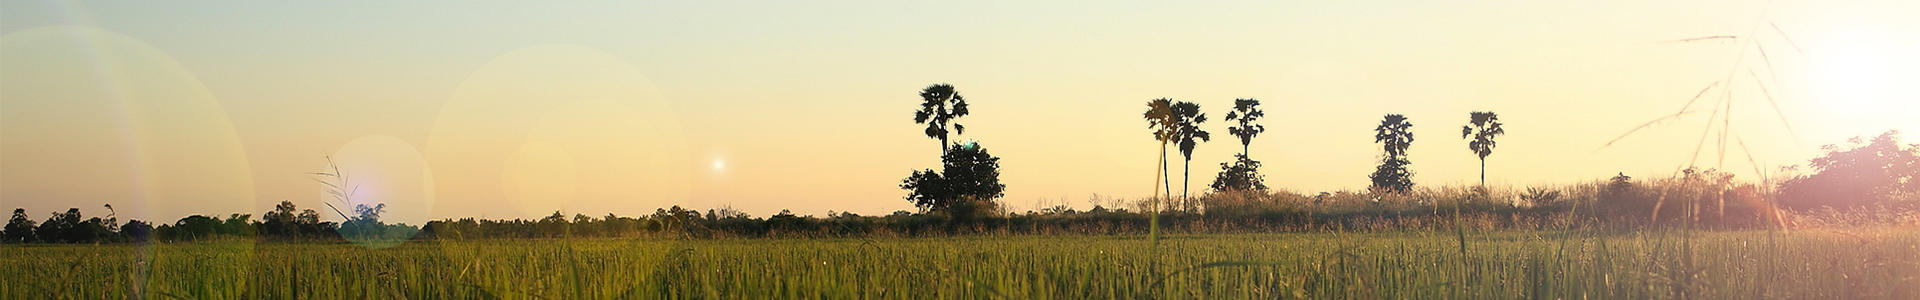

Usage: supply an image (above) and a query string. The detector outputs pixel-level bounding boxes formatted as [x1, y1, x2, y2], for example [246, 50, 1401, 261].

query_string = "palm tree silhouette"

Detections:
[1370, 114, 1415, 193]
[1172, 101, 1210, 202]
[1143, 98, 1177, 244]
[1460, 111, 1505, 188]
[1144, 99, 1177, 206]
[1224, 98, 1264, 157]
[913, 84, 970, 155]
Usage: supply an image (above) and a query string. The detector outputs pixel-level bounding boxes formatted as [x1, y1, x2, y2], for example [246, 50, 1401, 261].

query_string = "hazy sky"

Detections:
[4, 0, 1918, 224]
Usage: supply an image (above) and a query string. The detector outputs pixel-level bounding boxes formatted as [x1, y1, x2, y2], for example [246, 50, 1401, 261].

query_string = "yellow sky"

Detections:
[3, 0, 1919, 223]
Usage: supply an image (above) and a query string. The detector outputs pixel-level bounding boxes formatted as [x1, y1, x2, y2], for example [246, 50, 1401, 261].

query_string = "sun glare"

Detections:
[1809, 32, 1893, 117]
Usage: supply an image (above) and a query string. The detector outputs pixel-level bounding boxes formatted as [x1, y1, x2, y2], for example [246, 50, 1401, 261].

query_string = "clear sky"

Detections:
[3, 0, 1918, 224]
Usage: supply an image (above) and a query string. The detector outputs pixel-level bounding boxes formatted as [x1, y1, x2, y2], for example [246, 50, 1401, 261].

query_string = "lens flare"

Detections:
[2, 26, 256, 280]
[427, 44, 692, 220]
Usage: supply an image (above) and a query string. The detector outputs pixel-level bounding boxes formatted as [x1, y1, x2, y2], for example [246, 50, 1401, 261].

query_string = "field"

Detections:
[4, 228, 1918, 299]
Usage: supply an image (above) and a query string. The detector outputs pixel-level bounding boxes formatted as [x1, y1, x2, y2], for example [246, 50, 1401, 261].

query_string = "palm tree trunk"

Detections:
[940, 135, 948, 155]
[1182, 157, 1191, 205]
[1161, 144, 1172, 203]
[1479, 159, 1486, 188]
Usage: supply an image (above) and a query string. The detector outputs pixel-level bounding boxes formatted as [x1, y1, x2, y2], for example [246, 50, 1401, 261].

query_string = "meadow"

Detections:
[4, 227, 1916, 299]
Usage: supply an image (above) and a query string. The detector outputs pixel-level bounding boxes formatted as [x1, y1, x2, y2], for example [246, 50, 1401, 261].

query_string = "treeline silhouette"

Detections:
[4, 83, 1917, 244]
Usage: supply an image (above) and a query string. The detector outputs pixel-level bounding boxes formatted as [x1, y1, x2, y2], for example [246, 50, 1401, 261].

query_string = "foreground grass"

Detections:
[2, 228, 1917, 299]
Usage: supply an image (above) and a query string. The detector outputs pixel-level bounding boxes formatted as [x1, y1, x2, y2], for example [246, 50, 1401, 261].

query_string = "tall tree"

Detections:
[1144, 99, 1177, 204]
[1142, 98, 1177, 244]
[1224, 98, 1265, 157]
[1370, 114, 1416, 193]
[1212, 98, 1267, 192]
[1460, 111, 1505, 188]
[1172, 101, 1211, 201]
[913, 84, 970, 155]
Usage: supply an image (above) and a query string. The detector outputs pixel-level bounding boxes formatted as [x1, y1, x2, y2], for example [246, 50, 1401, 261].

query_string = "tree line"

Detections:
[4, 84, 1916, 244]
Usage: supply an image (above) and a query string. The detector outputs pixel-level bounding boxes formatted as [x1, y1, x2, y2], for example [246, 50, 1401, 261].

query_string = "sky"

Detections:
[3, 0, 1919, 224]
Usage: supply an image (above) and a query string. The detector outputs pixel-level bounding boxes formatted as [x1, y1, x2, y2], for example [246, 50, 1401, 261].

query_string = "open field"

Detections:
[4, 228, 1917, 299]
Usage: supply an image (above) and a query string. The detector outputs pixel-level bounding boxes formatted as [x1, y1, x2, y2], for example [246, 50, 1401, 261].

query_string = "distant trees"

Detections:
[1172, 101, 1210, 201]
[260, 200, 333, 239]
[1779, 130, 1920, 210]
[901, 142, 1007, 222]
[28, 207, 119, 243]
[1370, 114, 1416, 193]
[3, 208, 36, 243]
[913, 84, 970, 154]
[1212, 98, 1267, 192]
[904, 84, 1003, 223]
[1460, 111, 1505, 188]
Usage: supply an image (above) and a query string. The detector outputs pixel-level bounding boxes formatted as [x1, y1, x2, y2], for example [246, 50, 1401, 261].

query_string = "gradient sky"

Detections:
[4, 0, 1918, 224]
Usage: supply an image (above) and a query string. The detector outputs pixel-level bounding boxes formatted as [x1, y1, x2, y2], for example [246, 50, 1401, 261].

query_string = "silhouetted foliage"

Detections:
[1460, 111, 1505, 187]
[1779, 130, 1920, 210]
[1144, 98, 1178, 208]
[34, 208, 116, 243]
[901, 141, 1006, 223]
[1172, 101, 1210, 201]
[1224, 98, 1265, 156]
[913, 83, 970, 154]
[1213, 99, 1267, 192]
[1211, 154, 1268, 192]
[3, 208, 36, 243]
[119, 220, 152, 243]
[1370, 114, 1416, 193]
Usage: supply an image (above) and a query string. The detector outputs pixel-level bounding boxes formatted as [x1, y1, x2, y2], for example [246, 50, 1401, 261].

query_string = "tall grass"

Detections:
[4, 229, 1917, 299]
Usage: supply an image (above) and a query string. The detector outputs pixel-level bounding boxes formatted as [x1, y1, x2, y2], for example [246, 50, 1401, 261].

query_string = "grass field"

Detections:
[4, 228, 1917, 299]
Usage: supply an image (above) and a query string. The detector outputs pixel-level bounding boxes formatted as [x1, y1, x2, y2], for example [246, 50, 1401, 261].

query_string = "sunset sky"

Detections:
[4, 0, 1918, 224]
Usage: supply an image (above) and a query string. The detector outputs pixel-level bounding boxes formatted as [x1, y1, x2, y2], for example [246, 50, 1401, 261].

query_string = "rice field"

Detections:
[3, 228, 1917, 299]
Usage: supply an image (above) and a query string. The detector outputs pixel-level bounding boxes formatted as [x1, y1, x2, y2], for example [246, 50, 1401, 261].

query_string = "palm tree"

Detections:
[1225, 98, 1264, 157]
[1370, 114, 1415, 193]
[1460, 111, 1505, 188]
[1144, 99, 1176, 206]
[1172, 101, 1210, 202]
[913, 84, 970, 155]
[1143, 98, 1177, 245]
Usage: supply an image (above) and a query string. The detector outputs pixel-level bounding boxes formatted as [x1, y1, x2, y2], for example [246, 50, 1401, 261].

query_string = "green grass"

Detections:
[3, 228, 1917, 299]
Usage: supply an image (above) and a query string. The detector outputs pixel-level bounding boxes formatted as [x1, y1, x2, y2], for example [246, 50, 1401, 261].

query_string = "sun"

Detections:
[1802, 25, 1920, 139]
[712, 158, 727, 172]
[1808, 30, 1894, 118]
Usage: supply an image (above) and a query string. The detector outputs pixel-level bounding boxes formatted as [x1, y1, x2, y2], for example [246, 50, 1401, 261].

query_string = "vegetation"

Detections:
[4, 229, 1917, 299]
[1460, 111, 1505, 188]
[9, 82, 1920, 298]
[1171, 101, 1211, 202]
[1778, 130, 1920, 210]
[1211, 98, 1268, 192]
[901, 142, 1008, 223]
[912, 83, 969, 155]
[1370, 114, 1416, 193]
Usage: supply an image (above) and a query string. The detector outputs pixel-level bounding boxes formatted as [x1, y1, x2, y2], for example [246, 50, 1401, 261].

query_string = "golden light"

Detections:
[1808, 28, 1896, 118]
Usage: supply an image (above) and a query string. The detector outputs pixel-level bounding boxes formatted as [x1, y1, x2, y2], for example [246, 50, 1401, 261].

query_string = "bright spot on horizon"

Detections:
[712, 159, 726, 172]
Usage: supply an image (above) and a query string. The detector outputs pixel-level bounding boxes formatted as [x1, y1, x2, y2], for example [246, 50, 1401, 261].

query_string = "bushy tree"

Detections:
[901, 141, 1006, 222]
[120, 220, 153, 243]
[1780, 130, 1920, 210]
[1370, 114, 1416, 193]
[36, 208, 85, 243]
[3, 208, 35, 243]
[1210, 154, 1268, 192]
